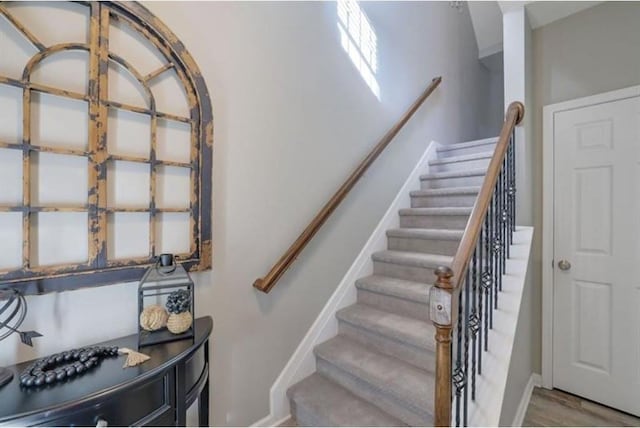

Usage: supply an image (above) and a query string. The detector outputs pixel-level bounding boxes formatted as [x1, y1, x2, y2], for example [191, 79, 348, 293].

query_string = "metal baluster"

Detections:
[498, 170, 504, 291]
[478, 223, 483, 374]
[511, 128, 517, 233]
[505, 154, 511, 257]
[471, 245, 478, 400]
[493, 188, 499, 307]
[503, 159, 508, 263]
[453, 289, 464, 427]
[483, 213, 490, 349]
[463, 269, 470, 426]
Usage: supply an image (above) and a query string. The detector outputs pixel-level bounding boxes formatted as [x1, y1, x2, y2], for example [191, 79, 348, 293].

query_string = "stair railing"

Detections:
[254, 77, 442, 293]
[430, 101, 525, 426]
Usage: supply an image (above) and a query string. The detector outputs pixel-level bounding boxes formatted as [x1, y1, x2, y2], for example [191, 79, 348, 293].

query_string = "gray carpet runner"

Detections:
[287, 137, 497, 426]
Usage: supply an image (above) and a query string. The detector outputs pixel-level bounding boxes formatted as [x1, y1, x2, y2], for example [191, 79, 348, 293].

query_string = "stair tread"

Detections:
[386, 228, 463, 240]
[410, 186, 480, 196]
[399, 207, 472, 216]
[437, 137, 498, 152]
[420, 168, 487, 180]
[288, 373, 407, 427]
[337, 303, 435, 351]
[356, 275, 431, 304]
[372, 250, 453, 268]
[429, 150, 493, 165]
[315, 336, 435, 419]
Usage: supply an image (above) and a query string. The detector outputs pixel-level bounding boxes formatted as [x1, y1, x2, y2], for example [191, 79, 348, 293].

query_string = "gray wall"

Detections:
[0, 2, 500, 425]
[500, 3, 640, 424]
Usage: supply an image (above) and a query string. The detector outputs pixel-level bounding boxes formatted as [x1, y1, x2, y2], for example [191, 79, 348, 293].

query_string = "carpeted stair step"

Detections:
[287, 373, 407, 427]
[336, 303, 436, 370]
[355, 275, 431, 322]
[428, 151, 493, 173]
[420, 168, 486, 189]
[372, 250, 452, 283]
[314, 336, 435, 426]
[410, 186, 479, 208]
[399, 207, 471, 229]
[386, 228, 462, 256]
[436, 137, 498, 158]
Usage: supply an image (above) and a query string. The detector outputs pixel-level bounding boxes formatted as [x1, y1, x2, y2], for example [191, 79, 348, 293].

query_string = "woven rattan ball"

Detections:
[167, 311, 192, 334]
[139, 305, 169, 331]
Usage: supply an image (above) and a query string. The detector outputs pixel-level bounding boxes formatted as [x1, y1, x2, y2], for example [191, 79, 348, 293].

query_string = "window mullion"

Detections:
[87, 3, 110, 269]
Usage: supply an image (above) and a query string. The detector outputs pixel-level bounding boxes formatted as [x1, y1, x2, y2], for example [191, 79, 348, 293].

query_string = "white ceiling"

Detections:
[469, 1, 603, 59]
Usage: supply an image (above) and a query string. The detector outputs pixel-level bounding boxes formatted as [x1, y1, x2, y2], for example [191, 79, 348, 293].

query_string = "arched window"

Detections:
[0, 2, 212, 294]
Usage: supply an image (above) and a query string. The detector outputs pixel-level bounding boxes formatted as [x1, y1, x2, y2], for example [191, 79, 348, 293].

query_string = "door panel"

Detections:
[553, 96, 640, 416]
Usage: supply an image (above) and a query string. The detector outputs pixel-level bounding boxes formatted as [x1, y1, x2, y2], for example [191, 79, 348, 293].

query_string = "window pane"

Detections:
[0, 212, 22, 270]
[156, 212, 190, 255]
[0, 148, 22, 205]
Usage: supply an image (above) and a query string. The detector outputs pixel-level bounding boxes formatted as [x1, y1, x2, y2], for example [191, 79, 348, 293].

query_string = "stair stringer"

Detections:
[251, 141, 441, 427]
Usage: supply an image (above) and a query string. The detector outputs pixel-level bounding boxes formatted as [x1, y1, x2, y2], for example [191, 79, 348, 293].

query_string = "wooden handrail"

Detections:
[430, 101, 524, 427]
[254, 76, 442, 293]
[446, 101, 524, 294]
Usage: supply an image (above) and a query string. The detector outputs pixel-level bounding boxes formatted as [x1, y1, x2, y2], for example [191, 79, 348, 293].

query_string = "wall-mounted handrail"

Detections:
[254, 76, 442, 293]
[430, 101, 524, 426]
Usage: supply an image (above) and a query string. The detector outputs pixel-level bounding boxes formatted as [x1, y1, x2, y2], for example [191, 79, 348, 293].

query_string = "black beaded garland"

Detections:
[19, 346, 119, 388]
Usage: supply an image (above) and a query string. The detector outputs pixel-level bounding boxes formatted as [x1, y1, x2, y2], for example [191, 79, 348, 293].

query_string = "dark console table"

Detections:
[0, 316, 212, 427]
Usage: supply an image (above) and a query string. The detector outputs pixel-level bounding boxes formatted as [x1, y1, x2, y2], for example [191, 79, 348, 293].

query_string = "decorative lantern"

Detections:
[138, 254, 195, 347]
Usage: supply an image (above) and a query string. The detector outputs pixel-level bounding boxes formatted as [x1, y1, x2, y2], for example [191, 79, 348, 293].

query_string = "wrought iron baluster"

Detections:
[491, 189, 500, 309]
[470, 245, 478, 400]
[463, 269, 470, 426]
[478, 223, 484, 374]
[511, 128, 517, 233]
[454, 286, 464, 427]
[482, 213, 490, 349]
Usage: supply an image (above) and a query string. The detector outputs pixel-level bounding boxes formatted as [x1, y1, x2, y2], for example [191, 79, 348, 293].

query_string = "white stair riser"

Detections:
[410, 193, 477, 208]
[373, 260, 438, 283]
[315, 358, 430, 426]
[356, 288, 430, 322]
[420, 174, 484, 189]
[437, 142, 496, 158]
[400, 213, 469, 229]
[387, 235, 459, 255]
[338, 321, 436, 371]
[430, 157, 490, 173]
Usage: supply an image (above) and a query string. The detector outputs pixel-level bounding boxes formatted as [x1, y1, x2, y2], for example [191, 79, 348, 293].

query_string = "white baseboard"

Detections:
[251, 414, 291, 428]
[512, 373, 542, 427]
[250, 141, 440, 427]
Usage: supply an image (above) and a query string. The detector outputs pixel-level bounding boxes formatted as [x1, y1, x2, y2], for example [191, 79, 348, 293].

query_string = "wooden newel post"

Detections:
[430, 265, 455, 427]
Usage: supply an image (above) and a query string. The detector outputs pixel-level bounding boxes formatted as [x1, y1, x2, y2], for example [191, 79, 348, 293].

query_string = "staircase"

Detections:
[286, 137, 498, 427]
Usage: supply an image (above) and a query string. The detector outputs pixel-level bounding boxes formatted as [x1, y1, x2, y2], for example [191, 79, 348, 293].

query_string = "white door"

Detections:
[553, 95, 640, 416]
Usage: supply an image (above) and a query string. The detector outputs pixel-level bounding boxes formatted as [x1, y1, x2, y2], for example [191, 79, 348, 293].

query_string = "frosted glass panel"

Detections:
[157, 119, 191, 164]
[108, 108, 151, 158]
[107, 160, 150, 209]
[31, 93, 88, 151]
[156, 213, 190, 255]
[32, 212, 88, 266]
[156, 166, 190, 209]
[107, 212, 149, 260]
[0, 84, 23, 144]
[32, 152, 88, 206]
[0, 148, 23, 205]
[0, 213, 22, 269]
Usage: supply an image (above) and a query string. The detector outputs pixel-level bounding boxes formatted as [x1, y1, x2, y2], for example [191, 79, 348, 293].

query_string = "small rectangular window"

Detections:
[337, 0, 380, 99]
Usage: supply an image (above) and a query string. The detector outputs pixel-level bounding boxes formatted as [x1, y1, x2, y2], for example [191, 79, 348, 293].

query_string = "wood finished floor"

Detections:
[281, 387, 640, 427]
[523, 387, 640, 427]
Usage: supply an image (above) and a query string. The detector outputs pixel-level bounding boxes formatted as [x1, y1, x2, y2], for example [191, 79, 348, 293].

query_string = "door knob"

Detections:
[558, 260, 571, 271]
